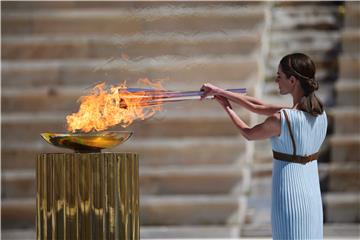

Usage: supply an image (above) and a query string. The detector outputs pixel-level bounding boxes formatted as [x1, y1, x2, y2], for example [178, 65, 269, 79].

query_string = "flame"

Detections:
[66, 79, 164, 133]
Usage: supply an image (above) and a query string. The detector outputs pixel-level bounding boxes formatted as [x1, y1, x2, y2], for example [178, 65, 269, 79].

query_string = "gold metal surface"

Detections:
[40, 131, 132, 152]
[36, 153, 139, 240]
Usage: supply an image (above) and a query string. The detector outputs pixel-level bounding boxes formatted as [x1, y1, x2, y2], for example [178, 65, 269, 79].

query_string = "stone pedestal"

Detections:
[36, 153, 139, 240]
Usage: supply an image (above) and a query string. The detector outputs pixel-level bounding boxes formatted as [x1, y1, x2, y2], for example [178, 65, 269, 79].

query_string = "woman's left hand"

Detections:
[214, 95, 232, 109]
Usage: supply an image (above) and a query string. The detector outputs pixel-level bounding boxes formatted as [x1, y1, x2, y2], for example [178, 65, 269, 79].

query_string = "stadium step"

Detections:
[2, 57, 259, 88]
[324, 192, 360, 223]
[345, 1, 360, 28]
[1, 137, 247, 170]
[2, 165, 245, 198]
[1, 85, 254, 113]
[335, 80, 360, 106]
[329, 134, 360, 164]
[271, 5, 342, 31]
[341, 29, 360, 55]
[327, 107, 360, 134]
[1, 195, 246, 228]
[2, 6, 265, 35]
[2, 31, 261, 60]
[324, 163, 360, 192]
[3, 223, 360, 239]
[1, 226, 242, 239]
[270, 31, 340, 56]
[1, 110, 248, 141]
[339, 55, 360, 80]
[3, 1, 262, 10]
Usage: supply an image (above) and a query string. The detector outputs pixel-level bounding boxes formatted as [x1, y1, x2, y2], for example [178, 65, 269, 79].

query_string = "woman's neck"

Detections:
[291, 87, 305, 109]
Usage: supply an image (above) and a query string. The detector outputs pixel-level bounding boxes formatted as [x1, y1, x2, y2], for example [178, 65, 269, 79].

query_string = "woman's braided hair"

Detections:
[280, 53, 324, 116]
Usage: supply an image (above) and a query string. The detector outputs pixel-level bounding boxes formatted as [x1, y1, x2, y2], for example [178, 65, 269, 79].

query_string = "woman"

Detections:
[201, 53, 327, 239]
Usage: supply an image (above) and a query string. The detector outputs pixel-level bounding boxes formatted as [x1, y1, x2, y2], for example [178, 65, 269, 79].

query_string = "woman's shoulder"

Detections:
[281, 107, 327, 116]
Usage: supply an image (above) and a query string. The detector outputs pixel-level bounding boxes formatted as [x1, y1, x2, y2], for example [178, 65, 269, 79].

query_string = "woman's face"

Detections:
[275, 65, 293, 95]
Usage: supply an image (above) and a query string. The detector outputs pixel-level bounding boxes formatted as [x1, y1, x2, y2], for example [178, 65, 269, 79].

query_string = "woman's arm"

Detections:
[214, 96, 281, 140]
[218, 89, 284, 116]
[201, 83, 287, 116]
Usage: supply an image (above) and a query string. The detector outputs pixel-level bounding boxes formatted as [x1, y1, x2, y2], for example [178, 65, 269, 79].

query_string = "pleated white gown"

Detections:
[270, 109, 328, 239]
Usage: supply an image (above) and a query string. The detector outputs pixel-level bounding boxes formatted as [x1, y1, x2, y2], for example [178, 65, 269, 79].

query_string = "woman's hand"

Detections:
[214, 95, 232, 110]
[200, 83, 222, 100]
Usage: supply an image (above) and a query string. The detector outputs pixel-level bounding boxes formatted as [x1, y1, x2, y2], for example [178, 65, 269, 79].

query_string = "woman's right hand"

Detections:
[200, 83, 223, 100]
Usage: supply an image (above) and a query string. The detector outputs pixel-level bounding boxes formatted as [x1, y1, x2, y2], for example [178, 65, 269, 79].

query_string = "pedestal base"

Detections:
[36, 152, 139, 240]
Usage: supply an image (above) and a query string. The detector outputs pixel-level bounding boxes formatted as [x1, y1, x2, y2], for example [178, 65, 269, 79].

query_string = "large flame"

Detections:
[66, 79, 165, 133]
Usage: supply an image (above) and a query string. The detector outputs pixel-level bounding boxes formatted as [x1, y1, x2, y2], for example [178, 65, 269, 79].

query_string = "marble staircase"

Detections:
[1, 1, 266, 238]
[325, 1, 360, 224]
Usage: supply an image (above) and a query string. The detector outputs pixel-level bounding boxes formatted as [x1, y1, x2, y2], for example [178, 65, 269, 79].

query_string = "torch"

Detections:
[41, 87, 247, 152]
[118, 87, 247, 107]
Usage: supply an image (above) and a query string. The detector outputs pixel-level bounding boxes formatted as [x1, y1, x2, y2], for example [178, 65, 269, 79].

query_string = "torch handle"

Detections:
[118, 88, 246, 108]
[144, 88, 247, 105]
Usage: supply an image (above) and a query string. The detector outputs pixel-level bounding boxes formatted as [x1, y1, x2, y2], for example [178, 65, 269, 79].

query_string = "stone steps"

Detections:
[3, 223, 360, 239]
[3, 1, 261, 10]
[140, 225, 241, 239]
[4, 1, 261, 11]
[245, 176, 360, 224]
[269, 31, 340, 64]
[244, 197, 271, 227]
[2, 56, 259, 87]
[141, 165, 245, 195]
[1, 226, 241, 239]
[243, 223, 360, 239]
[322, 224, 360, 239]
[249, 162, 360, 194]
[241, 223, 272, 238]
[1, 195, 245, 228]
[339, 55, 360, 79]
[2, 226, 242, 239]
[324, 192, 360, 223]
[253, 140, 273, 164]
[1, 110, 248, 141]
[335, 80, 360, 106]
[2, 6, 265, 35]
[329, 134, 360, 164]
[268, 4, 342, 86]
[1, 85, 255, 113]
[0, 1, 263, 234]
[245, 164, 273, 227]
[327, 107, 360, 134]
[2, 31, 261, 60]
[345, 1, 360, 28]
[342, 29, 360, 55]
[325, 163, 360, 192]
[271, 5, 342, 31]
[270, 31, 340, 55]
[244, 163, 360, 229]
[2, 137, 247, 170]
[251, 161, 360, 193]
[2, 165, 245, 198]
[239, 166, 360, 224]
